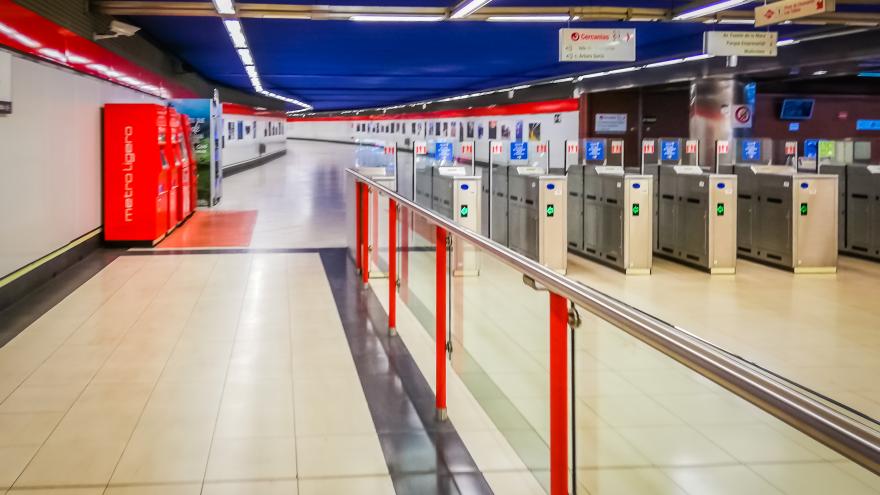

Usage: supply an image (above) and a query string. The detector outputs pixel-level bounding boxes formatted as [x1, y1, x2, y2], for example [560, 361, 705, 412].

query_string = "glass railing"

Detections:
[347, 163, 879, 495]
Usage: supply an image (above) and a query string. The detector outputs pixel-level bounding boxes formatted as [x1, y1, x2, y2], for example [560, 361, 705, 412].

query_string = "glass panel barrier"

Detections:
[398, 207, 437, 339]
[571, 306, 880, 494]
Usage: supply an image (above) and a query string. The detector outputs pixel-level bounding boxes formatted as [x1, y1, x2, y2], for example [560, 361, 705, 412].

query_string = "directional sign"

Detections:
[510, 141, 528, 161]
[585, 140, 605, 162]
[741, 139, 762, 162]
[755, 0, 835, 27]
[559, 29, 636, 62]
[704, 31, 777, 57]
[660, 140, 680, 162]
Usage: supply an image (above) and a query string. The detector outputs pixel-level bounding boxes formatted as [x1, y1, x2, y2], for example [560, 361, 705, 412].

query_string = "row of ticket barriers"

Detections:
[354, 136, 879, 275]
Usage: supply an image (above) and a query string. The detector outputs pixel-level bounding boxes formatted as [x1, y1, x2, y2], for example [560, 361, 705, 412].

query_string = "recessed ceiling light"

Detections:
[812, 70, 828, 75]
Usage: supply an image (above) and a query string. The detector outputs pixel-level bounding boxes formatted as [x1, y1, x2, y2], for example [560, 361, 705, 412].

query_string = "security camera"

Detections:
[94, 20, 141, 40]
[110, 20, 141, 36]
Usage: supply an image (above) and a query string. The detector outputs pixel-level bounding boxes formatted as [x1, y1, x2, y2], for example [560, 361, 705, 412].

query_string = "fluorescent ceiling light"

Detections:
[674, 0, 752, 21]
[812, 70, 828, 75]
[349, 15, 444, 22]
[606, 66, 640, 75]
[223, 19, 247, 48]
[578, 71, 608, 80]
[450, 0, 492, 19]
[237, 48, 253, 65]
[211, 0, 236, 15]
[644, 58, 686, 68]
[717, 18, 755, 24]
[244, 65, 258, 78]
[683, 53, 713, 62]
[486, 15, 571, 22]
[777, 38, 799, 46]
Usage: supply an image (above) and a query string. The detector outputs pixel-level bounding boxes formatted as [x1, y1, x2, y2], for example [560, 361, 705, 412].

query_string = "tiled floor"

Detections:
[158, 211, 259, 249]
[0, 252, 398, 493]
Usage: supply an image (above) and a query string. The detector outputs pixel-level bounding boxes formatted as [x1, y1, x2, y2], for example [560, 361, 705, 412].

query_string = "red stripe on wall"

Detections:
[222, 102, 287, 118]
[287, 98, 580, 122]
[0, 0, 194, 99]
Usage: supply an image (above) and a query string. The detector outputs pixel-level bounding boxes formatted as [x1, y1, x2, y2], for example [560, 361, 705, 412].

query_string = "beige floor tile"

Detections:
[214, 404, 295, 439]
[103, 483, 201, 494]
[580, 395, 683, 428]
[298, 476, 394, 495]
[0, 444, 40, 489]
[575, 427, 652, 468]
[0, 384, 85, 413]
[0, 412, 63, 447]
[203, 480, 299, 495]
[695, 424, 821, 463]
[205, 437, 297, 481]
[6, 489, 104, 494]
[836, 462, 880, 492]
[69, 382, 154, 416]
[650, 393, 763, 426]
[617, 425, 735, 467]
[577, 467, 687, 495]
[664, 465, 784, 495]
[295, 434, 387, 478]
[751, 462, 879, 495]
[110, 423, 214, 484]
[14, 436, 129, 487]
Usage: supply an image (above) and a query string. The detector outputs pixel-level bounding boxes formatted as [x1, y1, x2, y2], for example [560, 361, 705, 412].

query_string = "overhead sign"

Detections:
[741, 139, 762, 162]
[704, 31, 778, 57]
[755, 0, 835, 27]
[585, 140, 605, 162]
[731, 104, 753, 128]
[595, 113, 628, 134]
[0, 52, 11, 114]
[660, 140, 681, 161]
[559, 28, 636, 62]
[510, 141, 529, 161]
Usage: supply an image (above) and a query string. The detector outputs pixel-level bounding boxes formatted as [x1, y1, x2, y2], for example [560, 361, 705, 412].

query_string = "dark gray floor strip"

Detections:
[121, 247, 327, 256]
[320, 248, 492, 495]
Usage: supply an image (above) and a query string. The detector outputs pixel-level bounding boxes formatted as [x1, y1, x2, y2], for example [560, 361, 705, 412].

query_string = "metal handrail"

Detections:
[347, 167, 880, 475]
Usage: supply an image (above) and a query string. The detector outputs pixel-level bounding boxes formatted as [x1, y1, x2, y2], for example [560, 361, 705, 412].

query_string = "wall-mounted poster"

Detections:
[515, 121, 524, 141]
[467, 122, 474, 139]
[237, 121, 243, 140]
[595, 113, 628, 134]
[501, 124, 511, 140]
[488, 121, 497, 139]
[451, 122, 457, 138]
[443, 122, 448, 136]
[477, 124, 484, 140]
[428, 122, 434, 135]
[528, 123, 541, 141]
[458, 123, 463, 141]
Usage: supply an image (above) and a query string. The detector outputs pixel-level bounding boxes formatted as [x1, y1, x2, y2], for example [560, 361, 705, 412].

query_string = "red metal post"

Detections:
[355, 182, 363, 271]
[388, 198, 397, 334]
[549, 292, 569, 495]
[435, 226, 448, 419]
[360, 184, 370, 286]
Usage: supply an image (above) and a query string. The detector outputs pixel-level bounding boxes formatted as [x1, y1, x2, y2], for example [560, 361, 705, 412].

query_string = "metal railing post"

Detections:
[355, 182, 363, 272]
[361, 183, 370, 287]
[389, 198, 397, 335]
[436, 225, 448, 421]
[549, 292, 568, 495]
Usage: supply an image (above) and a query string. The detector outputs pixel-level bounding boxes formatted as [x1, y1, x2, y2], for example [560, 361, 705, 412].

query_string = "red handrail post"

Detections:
[388, 198, 398, 335]
[549, 292, 568, 495]
[355, 182, 363, 272]
[360, 183, 370, 287]
[435, 225, 448, 421]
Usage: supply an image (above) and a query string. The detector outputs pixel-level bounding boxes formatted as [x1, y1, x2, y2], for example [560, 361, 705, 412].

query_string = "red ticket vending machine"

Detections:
[166, 108, 182, 227]
[103, 104, 171, 244]
[181, 115, 198, 218]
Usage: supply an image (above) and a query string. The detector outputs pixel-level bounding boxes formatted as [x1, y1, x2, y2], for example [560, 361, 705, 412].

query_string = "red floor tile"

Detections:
[158, 210, 258, 248]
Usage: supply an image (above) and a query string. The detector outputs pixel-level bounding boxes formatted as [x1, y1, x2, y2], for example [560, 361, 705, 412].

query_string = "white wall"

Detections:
[286, 109, 579, 166]
[0, 50, 161, 278]
[220, 114, 286, 169]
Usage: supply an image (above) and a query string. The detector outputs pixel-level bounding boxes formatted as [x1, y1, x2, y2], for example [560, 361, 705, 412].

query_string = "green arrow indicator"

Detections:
[460, 205, 469, 218]
[546, 204, 555, 217]
[632, 203, 640, 216]
[800, 203, 808, 216]
[716, 203, 725, 216]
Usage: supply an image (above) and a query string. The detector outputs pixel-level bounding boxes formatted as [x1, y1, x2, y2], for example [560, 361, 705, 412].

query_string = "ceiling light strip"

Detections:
[673, 0, 753, 21]
[450, 0, 492, 19]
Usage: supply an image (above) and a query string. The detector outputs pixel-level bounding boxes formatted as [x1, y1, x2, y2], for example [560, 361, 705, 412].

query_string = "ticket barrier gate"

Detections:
[488, 140, 549, 245]
[734, 166, 838, 273]
[507, 167, 568, 273]
[568, 165, 653, 275]
[812, 140, 880, 261]
[642, 138, 737, 273]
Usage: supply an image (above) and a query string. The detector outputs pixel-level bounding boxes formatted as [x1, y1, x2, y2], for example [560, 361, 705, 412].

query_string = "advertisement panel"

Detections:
[172, 97, 223, 206]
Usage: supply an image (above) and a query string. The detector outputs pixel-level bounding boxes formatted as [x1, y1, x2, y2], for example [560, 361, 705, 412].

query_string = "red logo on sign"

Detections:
[785, 142, 797, 155]
[571, 33, 580, 41]
[643, 142, 655, 154]
[536, 144, 548, 153]
[686, 141, 698, 154]
[717, 141, 730, 154]
[734, 106, 751, 124]
[491, 143, 503, 155]
[764, 9, 775, 19]
[462, 144, 473, 154]
[611, 143, 622, 154]
[384, 146, 396, 155]
[567, 143, 579, 154]
[817, 0, 824, 9]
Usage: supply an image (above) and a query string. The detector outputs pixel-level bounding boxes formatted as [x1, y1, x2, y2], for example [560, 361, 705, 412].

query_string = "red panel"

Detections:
[0, 0, 194, 99]
[549, 292, 568, 495]
[103, 104, 171, 243]
[287, 98, 580, 122]
[435, 226, 447, 413]
[222, 102, 287, 118]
